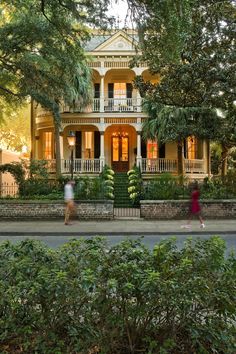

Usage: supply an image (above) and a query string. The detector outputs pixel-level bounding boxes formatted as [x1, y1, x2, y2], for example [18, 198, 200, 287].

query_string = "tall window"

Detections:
[85, 132, 93, 158]
[114, 83, 126, 98]
[43, 132, 52, 160]
[147, 140, 158, 159]
[186, 136, 197, 159]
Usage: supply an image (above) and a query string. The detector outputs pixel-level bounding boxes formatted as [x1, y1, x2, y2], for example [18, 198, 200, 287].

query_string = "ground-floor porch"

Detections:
[45, 157, 207, 176]
[35, 122, 210, 177]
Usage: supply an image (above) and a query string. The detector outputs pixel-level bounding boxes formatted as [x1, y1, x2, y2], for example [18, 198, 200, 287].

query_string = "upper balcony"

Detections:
[61, 97, 142, 114]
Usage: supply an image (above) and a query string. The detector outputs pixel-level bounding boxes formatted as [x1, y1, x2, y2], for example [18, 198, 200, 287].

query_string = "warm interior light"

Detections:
[67, 131, 76, 147]
[85, 132, 92, 149]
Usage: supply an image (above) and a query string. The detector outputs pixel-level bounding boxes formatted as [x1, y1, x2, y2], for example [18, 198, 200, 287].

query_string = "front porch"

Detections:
[46, 157, 206, 176]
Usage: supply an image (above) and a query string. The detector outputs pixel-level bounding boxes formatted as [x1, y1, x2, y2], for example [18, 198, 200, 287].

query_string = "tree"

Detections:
[0, 0, 112, 176]
[128, 0, 236, 175]
[0, 104, 30, 152]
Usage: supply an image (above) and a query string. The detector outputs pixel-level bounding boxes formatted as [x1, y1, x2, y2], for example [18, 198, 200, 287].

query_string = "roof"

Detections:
[84, 35, 111, 51]
[84, 30, 138, 52]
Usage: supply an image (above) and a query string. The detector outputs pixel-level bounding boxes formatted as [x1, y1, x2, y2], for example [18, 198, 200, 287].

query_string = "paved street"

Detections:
[0, 219, 235, 253]
[0, 219, 236, 235]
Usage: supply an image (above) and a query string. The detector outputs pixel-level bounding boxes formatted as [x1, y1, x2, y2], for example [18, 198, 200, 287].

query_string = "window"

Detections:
[186, 136, 197, 159]
[114, 83, 126, 98]
[43, 132, 52, 160]
[147, 140, 158, 159]
[85, 132, 93, 158]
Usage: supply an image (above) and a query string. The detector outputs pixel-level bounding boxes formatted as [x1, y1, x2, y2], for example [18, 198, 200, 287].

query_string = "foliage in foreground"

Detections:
[142, 172, 236, 200]
[127, 166, 142, 205]
[0, 237, 235, 354]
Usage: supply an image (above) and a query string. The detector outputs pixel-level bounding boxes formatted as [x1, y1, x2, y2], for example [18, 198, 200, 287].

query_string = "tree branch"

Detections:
[0, 85, 21, 98]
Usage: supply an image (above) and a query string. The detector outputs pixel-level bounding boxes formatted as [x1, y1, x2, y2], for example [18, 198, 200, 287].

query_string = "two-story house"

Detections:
[31, 29, 210, 178]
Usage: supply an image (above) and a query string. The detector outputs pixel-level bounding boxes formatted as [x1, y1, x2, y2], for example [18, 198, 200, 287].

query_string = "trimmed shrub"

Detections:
[100, 165, 115, 199]
[127, 166, 142, 205]
[0, 237, 235, 353]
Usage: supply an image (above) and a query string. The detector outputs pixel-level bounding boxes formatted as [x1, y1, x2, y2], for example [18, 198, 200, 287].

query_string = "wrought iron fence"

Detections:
[0, 182, 19, 198]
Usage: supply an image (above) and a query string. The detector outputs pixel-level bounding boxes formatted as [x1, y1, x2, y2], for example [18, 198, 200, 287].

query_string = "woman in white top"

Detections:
[64, 180, 75, 225]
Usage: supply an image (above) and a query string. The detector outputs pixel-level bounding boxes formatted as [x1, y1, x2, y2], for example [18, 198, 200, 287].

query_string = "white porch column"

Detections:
[100, 75, 104, 112]
[100, 131, 105, 171]
[136, 131, 142, 170]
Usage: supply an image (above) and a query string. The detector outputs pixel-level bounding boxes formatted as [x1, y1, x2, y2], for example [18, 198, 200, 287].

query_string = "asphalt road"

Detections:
[0, 234, 235, 255]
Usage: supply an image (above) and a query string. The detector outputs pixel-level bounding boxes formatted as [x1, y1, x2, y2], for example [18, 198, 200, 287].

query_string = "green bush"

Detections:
[73, 176, 105, 200]
[20, 179, 60, 198]
[143, 173, 189, 200]
[201, 173, 236, 199]
[127, 166, 142, 205]
[100, 165, 115, 199]
[0, 237, 235, 353]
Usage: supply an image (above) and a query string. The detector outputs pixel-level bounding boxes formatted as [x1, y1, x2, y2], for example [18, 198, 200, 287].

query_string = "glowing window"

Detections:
[186, 136, 197, 159]
[147, 140, 158, 159]
[43, 132, 52, 160]
[85, 132, 92, 149]
[114, 83, 126, 98]
[112, 137, 119, 161]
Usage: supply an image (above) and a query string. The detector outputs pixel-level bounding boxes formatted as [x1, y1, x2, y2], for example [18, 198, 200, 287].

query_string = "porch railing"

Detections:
[141, 158, 178, 173]
[104, 98, 140, 112]
[44, 158, 205, 175]
[61, 159, 101, 173]
[184, 159, 205, 173]
[61, 97, 142, 113]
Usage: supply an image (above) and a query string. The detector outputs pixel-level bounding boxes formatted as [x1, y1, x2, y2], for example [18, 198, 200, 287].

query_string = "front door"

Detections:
[112, 135, 129, 172]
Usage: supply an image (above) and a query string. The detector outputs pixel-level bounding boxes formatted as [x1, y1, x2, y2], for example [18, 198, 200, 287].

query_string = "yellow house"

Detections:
[31, 29, 210, 178]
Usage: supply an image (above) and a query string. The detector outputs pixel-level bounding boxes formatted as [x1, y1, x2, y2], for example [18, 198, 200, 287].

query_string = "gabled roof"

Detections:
[85, 30, 138, 52]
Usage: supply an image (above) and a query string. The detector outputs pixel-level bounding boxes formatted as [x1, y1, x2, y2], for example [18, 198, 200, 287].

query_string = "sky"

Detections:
[107, 0, 132, 28]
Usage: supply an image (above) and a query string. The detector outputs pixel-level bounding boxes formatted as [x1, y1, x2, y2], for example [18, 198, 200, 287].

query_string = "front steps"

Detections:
[113, 172, 133, 208]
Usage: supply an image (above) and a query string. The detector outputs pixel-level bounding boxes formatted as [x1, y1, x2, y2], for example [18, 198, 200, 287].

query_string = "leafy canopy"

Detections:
[0, 0, 112, 117]
[128, 0, 236, 144]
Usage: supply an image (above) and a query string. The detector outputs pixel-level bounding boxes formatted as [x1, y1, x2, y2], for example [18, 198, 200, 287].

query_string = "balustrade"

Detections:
[45, 158, 205, 175]
[59, 98, 141, 114]
[184, 159, 205, 173]
[141, 158, 178, 173]
[61, 159, 101, 173]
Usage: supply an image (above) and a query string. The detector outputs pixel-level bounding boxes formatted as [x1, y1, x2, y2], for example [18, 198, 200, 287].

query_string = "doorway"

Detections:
[112, 134, 129, 172]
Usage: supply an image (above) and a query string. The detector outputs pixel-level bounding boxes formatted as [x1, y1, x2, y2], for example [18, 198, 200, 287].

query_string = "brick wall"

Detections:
[0, 200, 114, 220]
[140, 200, 236, 219]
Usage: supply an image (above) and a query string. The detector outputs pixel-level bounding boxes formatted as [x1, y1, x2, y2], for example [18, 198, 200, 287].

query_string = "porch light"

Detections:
[67, 131, 76, 179]
[67, 131, 76, 148]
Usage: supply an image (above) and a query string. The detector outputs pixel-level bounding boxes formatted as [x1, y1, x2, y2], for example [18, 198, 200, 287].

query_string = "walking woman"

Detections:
[64, 180, 76, 225]
[182, 182, 205, 229]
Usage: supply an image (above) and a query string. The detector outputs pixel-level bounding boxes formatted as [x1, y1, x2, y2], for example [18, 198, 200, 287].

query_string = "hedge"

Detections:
[0, 237, 235, 353]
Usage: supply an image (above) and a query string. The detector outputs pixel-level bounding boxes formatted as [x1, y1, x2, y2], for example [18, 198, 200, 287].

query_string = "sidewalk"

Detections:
[0, 219, 235, 236]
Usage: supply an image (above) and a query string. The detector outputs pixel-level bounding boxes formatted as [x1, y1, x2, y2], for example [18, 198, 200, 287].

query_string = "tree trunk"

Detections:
[206, 140, 211, 177]
[54, 122, 61, 178]
[221, 143, 228, 177]
[177, 139, 184, 176]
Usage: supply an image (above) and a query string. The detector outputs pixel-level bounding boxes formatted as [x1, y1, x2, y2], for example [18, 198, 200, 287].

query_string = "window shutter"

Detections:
[141, 136, 147, 158]
[94, 131, 100, 158]
[94, 83, 100, 98]
[75, 131, 82, 158]
[126, 83, 133, 98]
[108, 83, 114, 98]
[159, 144, 165, 158]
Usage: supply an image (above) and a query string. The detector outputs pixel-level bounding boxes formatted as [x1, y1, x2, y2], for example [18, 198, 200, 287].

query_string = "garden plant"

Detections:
[0, 236, 235, 353]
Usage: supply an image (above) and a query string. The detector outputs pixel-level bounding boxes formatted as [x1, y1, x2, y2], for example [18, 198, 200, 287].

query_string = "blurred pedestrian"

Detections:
[182, 182, 205, 229]
[64, 180, 75, 225]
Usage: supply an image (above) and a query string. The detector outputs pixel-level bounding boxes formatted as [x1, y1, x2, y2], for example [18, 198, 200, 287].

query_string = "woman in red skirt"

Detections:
[182, 182, 205, 229]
